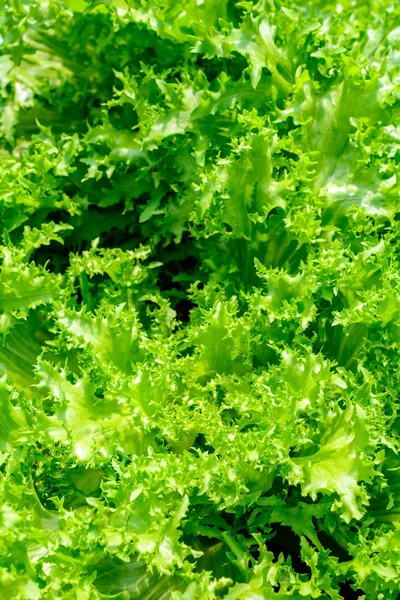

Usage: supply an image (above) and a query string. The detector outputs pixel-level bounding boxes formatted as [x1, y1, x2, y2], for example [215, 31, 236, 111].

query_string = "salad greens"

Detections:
[1, 0, 400, 598]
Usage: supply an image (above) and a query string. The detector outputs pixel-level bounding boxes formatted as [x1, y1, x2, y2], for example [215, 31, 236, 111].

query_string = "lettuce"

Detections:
[1, 0, 400, 598]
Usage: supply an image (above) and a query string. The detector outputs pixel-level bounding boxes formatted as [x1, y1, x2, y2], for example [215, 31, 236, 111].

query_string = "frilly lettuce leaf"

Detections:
[1, 0, 400, 598]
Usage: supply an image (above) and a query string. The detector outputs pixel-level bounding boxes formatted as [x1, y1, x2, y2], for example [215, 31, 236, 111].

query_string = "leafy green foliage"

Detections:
[1, 0, 400, 597]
